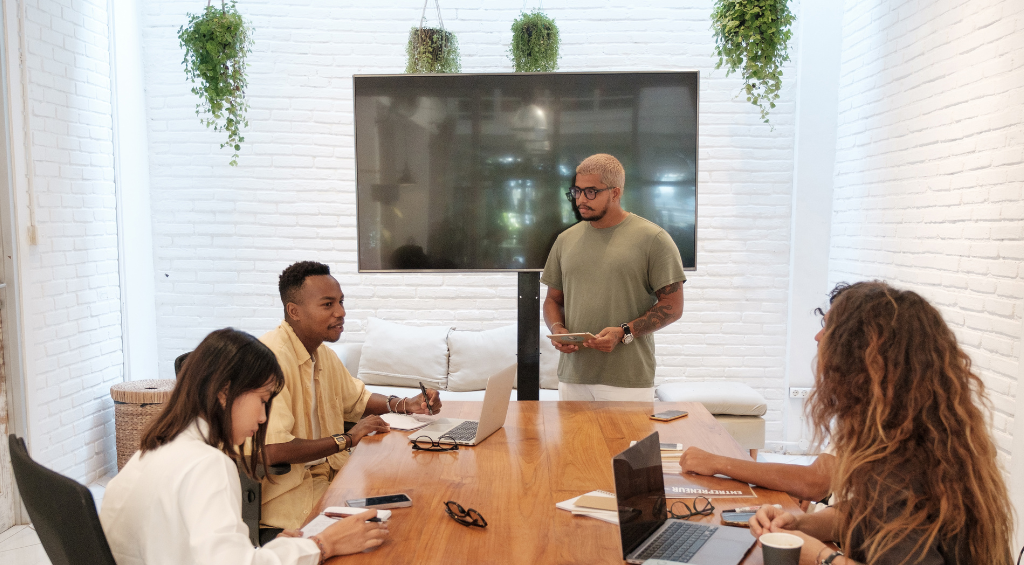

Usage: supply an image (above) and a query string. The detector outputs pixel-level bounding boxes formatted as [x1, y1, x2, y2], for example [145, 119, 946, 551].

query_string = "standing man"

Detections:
[259, 260, 441, 535]
[542, 154, 686, 401]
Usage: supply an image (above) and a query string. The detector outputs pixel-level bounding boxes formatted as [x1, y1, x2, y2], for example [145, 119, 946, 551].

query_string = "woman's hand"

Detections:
[749, 505, 799, 537]
[750, 508, 833, 565]
[318, 509, 389, 556]
[275, 529, 303, 539]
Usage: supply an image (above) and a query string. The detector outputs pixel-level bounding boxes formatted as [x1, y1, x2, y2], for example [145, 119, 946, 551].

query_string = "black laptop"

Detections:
[613, 432, 755, 564]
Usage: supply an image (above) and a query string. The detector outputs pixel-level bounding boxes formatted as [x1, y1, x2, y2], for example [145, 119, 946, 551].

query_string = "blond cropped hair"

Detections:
[577, 154, 625, 189]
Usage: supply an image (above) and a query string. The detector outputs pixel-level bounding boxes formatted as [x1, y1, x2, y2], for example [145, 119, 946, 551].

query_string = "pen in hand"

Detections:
[418, 381, 434, 415]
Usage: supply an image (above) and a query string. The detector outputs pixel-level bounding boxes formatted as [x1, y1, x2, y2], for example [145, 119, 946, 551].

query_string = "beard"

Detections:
[578, 206, 606, 222]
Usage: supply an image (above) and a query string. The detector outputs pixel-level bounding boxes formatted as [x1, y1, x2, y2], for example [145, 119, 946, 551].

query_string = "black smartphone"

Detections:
[720, 511, 756, 526]
[650, 410, 688, 422]
[345, 493, 413, 509]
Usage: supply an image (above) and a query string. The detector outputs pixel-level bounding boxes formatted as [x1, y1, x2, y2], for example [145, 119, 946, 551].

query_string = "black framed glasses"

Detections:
[668, 496, 714, 520]
[411, 435, 459, 452]
[567, 186, 615, 200]
[444, 500, 487, 528]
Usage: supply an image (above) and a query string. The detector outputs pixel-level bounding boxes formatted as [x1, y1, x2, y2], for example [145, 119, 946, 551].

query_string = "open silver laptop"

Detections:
[615, 432, 755, 564]
[410, 364, 516, 446]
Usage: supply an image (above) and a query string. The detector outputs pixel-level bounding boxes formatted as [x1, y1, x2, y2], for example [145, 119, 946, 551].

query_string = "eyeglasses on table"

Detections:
[411, 435, 459, 452]
[668, 496, 715, 520]
[444, 500, 487, 528]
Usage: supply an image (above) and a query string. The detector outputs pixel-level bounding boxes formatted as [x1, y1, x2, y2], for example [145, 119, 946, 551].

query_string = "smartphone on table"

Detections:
[649, 410, 688, 422]
[345, 493, 413, 509]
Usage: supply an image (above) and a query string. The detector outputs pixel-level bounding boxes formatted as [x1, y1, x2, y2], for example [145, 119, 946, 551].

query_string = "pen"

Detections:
[324, 512, 381, 522]
[418, 381, 434, 415]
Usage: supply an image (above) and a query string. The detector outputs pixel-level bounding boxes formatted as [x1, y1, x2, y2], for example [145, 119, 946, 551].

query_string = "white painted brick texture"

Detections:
[829, 0, 1024, 469]
[139, 1, 799, 443]
[20, 0, 123, 482]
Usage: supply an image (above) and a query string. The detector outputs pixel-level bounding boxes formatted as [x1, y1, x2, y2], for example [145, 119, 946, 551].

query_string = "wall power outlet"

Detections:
[789, 387, 812, 398]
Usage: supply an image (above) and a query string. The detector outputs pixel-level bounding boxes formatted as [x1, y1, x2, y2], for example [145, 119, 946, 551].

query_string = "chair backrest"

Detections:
[8, 434, 117, 565]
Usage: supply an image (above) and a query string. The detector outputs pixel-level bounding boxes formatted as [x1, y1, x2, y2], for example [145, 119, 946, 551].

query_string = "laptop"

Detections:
[410, 364, 516, 446]
[614, 432, 755, 564]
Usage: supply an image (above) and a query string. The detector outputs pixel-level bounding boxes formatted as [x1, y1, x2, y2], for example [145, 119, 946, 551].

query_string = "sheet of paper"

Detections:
[300, 507, 391, 538]
[380, 412, 429, 431]
[556, 491, 618, 524]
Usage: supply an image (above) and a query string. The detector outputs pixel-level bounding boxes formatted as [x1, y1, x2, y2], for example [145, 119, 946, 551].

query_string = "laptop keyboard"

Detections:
[443, 420, 478, 442]
[635, 521, 716, 563]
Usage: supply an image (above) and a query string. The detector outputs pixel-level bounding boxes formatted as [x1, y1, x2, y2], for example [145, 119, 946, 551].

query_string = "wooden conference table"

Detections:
[311, 401, 799, 565]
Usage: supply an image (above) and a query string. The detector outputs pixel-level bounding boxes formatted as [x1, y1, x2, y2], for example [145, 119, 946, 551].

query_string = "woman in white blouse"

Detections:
[100, 328, 388, 565]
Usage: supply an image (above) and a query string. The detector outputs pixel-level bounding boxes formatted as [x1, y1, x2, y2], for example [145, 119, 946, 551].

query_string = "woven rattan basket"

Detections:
[111, 379, 175, 470]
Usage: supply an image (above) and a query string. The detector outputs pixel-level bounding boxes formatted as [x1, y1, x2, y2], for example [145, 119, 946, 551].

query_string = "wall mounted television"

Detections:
[353, 71, 698, 272]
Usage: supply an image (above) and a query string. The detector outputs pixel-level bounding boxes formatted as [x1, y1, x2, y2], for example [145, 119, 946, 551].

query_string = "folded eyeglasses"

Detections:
[411, 435, 459, 452]
[444, 500, 487, 528]
[668, 496, 715, 520]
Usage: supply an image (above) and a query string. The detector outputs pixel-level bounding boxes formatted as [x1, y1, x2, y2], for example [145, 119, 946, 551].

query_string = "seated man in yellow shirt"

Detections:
[259, 260, 441, 534]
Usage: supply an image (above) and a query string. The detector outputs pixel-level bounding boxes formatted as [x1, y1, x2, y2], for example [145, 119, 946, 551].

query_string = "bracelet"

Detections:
[310, 535, 326, 565]
[386, 395, 399, 414]
[341, 433, 353, 452]
[551, 322, 565, 331]
[821, 550, 844, 565]
[401, 397, 409, 414]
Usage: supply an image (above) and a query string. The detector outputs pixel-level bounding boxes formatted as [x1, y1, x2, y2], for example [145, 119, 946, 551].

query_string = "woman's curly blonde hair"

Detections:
[810, 281, 1012, 564]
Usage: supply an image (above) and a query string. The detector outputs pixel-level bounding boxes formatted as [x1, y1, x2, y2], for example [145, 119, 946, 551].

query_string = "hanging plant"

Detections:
[508, 10, 560, 72]
[178, 0, 254, 166]
[405, 0, 460, 74]
[711, 0, 795, 126]
[405, 27, 461, 74]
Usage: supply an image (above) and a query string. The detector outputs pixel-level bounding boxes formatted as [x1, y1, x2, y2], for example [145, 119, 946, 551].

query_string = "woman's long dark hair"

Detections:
[809, 281, 1012, 564]
[141, 328, 285, 477]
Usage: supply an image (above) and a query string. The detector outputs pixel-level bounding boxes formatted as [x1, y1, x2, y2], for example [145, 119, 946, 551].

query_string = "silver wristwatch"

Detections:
[620, 323, 633, 344]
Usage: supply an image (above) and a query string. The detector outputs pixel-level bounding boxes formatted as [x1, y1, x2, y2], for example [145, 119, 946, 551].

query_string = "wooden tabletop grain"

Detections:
[312, 401, 796, 565]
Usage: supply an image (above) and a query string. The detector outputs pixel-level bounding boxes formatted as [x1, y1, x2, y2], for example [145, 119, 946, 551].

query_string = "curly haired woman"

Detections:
[750, 281, 1013, 565]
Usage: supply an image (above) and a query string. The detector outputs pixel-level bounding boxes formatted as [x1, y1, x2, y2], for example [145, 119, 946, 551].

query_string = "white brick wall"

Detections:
[139, 1, 799, 443]
[829, 0, 1024, 472]
[17, 0, 123, 482]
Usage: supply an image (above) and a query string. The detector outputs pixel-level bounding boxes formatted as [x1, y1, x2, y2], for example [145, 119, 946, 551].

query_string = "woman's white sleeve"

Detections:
[177, 454, 321, 565]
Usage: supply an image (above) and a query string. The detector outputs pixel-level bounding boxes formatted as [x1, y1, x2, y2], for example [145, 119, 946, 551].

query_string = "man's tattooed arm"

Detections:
[630, 282, 684, 336]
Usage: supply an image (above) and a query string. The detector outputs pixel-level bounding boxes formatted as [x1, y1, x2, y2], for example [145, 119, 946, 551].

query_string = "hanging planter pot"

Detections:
[405, 1, 461, 74]
[710, 0, 794, 126]
[178, 0, 254, 166]
[509, 10, 560, 72]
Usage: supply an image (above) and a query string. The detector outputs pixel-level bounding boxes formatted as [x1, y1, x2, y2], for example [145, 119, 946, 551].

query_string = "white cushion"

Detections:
[330, 342, 362, 374]
[447, 325, 517, 392]
[655, 382, 767, 416]
[356, 318, 452, 390]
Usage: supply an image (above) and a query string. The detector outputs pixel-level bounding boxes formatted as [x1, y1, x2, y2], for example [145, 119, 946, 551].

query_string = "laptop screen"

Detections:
[613, 432, 669, 558]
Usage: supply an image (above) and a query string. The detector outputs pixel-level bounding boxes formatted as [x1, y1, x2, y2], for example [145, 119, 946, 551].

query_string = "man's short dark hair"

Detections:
[279, 261, 331, 305]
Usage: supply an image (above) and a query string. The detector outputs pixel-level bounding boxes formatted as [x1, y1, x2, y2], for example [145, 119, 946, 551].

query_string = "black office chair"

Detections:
[8, 434, 117, 565]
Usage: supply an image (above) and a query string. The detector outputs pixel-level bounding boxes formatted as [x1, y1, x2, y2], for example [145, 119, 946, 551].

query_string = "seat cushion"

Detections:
[655, 382, 767, 416]
[447, 325, 517, 392]
[356, 318, 452, 390]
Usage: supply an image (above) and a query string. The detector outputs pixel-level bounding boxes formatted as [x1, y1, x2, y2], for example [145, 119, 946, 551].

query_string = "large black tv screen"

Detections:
[353, 72, 698, 272]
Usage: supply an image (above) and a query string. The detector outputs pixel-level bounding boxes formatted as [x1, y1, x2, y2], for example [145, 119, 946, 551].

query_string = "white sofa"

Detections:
[327, 317, 561, 401]
[329, 318, 767, 453]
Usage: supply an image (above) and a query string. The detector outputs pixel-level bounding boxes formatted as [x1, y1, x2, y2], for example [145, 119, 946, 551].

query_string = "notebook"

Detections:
[409, 364, 516, 446]
[614, 432, 755, 564]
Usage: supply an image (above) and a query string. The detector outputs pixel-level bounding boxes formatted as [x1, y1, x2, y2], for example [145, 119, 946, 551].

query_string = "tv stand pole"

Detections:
[517, 272, 540, 400]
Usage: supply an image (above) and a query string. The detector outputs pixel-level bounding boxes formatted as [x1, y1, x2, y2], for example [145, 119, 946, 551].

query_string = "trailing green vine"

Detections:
[178, 1, 254, 166]
[508, 10, 560, 72]
[405, 27, 461, 74]
[711, 0, 794, 126]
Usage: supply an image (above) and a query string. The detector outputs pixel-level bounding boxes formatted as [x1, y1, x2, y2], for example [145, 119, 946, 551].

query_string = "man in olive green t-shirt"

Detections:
[541, 154, 686, 401]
